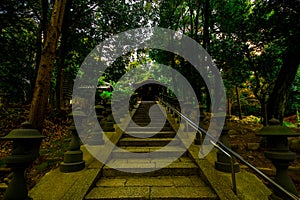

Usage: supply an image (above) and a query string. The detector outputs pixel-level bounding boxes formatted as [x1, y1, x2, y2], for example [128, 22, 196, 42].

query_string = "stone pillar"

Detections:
[87, 124, 105, 145]
[1, 122, 44, 200]
[100, 100, 115, 132]
[215, 116, 240, 173]
[256, 118, 300, 198]
[195, 110, 204, 145]
[60, 108, 86, 173]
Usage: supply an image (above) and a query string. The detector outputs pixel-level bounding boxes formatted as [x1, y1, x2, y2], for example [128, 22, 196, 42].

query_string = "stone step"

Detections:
[133, 113, 165, 117]
[102, 158, 199, 177]
[122, 131, 176, 138]
[128, 121, 170, 126]
[110, 146, 187, 158]
[126, 126, 173, 132]
[85, 176, 217, 199]
[117, 137, 180, 147]
[132, 117, 166, 123]
[132, 112, 163, 116]
[84, 102, 218, 200]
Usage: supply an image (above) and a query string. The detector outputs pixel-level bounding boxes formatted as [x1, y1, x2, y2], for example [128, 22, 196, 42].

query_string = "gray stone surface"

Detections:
[125, 176, 174, 187]
[28, 102, 274, 200]
[150, 186, 217, 199]
[85, 186, 150, 199]
[28, 108, 139, 200]
[171, 176, 193, 186]
[96, 177, 127, 187]
[188, 144, 272, 200]
[85, 102, 218, 199]
[29, 146, 104, 200]
[89, 176, 217, 199]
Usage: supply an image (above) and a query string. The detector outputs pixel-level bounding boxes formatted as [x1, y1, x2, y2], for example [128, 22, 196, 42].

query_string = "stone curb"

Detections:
[29, 106, 140, 199]
[188, 144, 272, 200]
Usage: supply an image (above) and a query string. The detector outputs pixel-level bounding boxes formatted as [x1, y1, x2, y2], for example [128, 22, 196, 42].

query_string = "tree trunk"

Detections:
[203, 0, 210, 53]
[32, 0, 49, 101]
[202, 0, 211, 113]
[261, 94, 267, 126]
[188, 0, 194, 39]
[55, 0, 71, 111]
[29, 0, 67, 131]
[227, 88, 232, 116]
[235, 85, 242, 120]
[55, 52, 65, 111]
[170, 55, 178, 96]
[267, 50, 300, 124]
[55, 30, 67, 112]
[204, 86, 211, 112]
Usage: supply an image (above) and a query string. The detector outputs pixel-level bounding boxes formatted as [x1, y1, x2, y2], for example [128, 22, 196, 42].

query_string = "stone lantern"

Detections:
[86, 104, 105, 145]
[195, 105, 205, 145]
[182, 102, 193, 132]
[95, 104, 105, 122]
[87, 123, 105, 146]
[1, 121, 45, 200]
[100, 100, 115, 132]
[256, 118, 300, 198]
[60, 108, 86, 173]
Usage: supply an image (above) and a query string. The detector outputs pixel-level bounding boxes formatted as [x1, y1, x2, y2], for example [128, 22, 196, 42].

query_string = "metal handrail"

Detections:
[160, 99, 237, 194]
[159, 98, 299, 200]
[210, 140, 237, 194]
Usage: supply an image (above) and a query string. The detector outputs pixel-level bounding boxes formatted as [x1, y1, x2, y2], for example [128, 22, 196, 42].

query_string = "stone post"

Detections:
[215, 115, 240, 173]
[60, 107, 86, 173]
[1, 122, 44, 200]
[256, 118, 300, 198]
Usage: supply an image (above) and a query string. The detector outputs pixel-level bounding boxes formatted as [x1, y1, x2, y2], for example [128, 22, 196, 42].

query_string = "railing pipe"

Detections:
[210, 140, 237, 194]
[160, 99, 299, 200]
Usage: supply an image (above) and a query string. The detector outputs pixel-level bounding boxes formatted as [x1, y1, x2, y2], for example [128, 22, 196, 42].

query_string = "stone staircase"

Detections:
[85, 101, 217, 199]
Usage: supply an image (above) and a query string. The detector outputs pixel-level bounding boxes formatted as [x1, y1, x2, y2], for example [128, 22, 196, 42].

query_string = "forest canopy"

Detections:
[1, 0, 300, 128]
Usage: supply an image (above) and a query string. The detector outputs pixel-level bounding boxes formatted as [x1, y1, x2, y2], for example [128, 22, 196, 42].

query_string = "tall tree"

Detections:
[252, 0, 300, 123]
[29, 0, 67, 130]
[0, 0, 39, 103]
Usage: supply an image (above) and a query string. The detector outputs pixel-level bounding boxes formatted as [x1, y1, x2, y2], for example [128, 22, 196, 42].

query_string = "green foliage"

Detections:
[99, 91, 112, 100]
[1, 0, 299, 122]
[0, 0, 38, 103]
[286, 67, 300, 115]
[283, 121, 297, 128]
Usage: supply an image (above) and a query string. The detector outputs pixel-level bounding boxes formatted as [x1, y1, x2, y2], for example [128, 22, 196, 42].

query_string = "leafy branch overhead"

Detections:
[0, 0, 299, 126]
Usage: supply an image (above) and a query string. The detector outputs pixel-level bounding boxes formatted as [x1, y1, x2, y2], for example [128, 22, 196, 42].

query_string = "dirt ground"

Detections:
[226, 120, 300, 197]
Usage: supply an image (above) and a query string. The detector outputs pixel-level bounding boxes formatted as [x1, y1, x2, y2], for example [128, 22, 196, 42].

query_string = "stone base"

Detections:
[194, 132, 201, 145]
[63, 150, 83, 163]
[215, 161, 240, 173]
[87, 138, 105, 145]
[60, 161, 85, 173]
[100, 121, 115, 132]
[102, 128, 115, 132]
[60, 150, 85, 173]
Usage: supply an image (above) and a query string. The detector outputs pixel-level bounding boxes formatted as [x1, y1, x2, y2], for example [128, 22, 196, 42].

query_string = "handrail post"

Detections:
[211, 140, 237, 195]
[159, 98, 300, 200]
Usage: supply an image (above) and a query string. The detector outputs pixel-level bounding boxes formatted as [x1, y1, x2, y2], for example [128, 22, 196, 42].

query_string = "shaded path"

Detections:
[85, 101, 217, 199]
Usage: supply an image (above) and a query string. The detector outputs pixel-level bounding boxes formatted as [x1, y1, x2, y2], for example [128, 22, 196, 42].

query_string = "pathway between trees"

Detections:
[85, 101, 217, 199]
